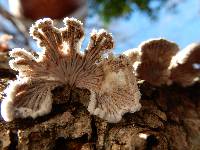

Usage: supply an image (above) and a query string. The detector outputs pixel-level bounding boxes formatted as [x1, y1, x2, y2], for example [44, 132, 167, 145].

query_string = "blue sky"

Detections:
[1, 0, 200, 53]
[85, 0, 200, 53]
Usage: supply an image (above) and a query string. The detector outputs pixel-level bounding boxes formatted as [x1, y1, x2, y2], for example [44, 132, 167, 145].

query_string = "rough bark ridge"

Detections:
[0, 73, 200, 150]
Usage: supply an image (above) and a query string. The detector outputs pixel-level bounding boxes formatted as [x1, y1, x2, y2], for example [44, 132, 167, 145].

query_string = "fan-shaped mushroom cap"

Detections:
[1, 17, 141, 122]
[88, 55, 141, 123]
[170, 43, 200, 86]
[135, 38, 179, 86]
[123, 48, 140, 64]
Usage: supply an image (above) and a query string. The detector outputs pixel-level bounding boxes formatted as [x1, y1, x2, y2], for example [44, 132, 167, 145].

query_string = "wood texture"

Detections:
[0, 76, 200, 150]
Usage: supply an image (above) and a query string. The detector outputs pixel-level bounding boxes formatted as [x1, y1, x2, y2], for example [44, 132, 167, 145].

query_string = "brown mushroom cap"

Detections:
[170, 43, 200, 86]
[123, 48, 140, 64]
[88, 55, 141, 123]
[135, 38, 179, 86]
[1, 17, 141, 123]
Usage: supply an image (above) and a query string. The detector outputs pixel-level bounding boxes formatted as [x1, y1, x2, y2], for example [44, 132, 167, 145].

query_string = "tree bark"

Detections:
[0, 75, 200, 150]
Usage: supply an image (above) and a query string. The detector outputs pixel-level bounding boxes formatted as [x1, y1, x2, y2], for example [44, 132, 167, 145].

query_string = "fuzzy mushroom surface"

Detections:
[170, 43, 200, 86]
[1, 17, 141, 123]
[131, 39, 179, 86]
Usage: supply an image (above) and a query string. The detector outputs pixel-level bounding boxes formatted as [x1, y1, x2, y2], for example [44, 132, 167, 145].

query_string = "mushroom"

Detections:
[1, 17, 141, 122]
[123, 48, 140, 64]
[170, 43, 200, 86]
[134, 38, 179, 86]
[88, 55, 141, 123]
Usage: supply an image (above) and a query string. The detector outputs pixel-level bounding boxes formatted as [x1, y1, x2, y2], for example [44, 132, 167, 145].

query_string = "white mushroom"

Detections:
[1, 17, 141, 122]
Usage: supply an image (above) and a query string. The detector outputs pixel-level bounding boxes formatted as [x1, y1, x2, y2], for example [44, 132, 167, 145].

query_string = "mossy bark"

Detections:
[0, 73, 200, 150]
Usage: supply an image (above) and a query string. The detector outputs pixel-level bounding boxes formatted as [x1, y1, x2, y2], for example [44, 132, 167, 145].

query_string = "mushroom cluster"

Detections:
[124, 39, 200, 86]
[1, 17, 199, 123]
[1, 18, 141, 123]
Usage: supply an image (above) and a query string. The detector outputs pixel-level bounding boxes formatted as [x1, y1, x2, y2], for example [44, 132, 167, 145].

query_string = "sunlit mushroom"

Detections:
[1, 17, 141, 122]
[135, 38, 179, 86]
[170, 43, 200, 86]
